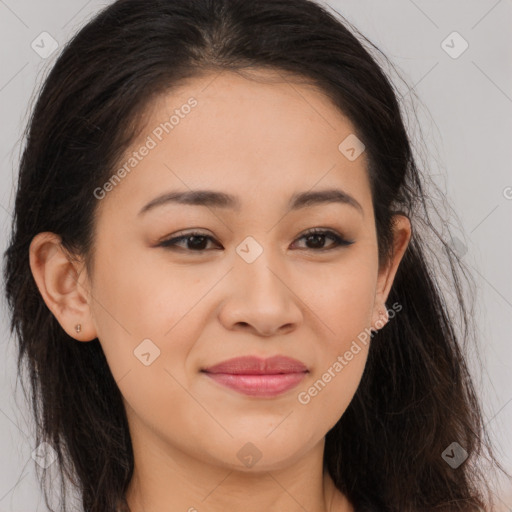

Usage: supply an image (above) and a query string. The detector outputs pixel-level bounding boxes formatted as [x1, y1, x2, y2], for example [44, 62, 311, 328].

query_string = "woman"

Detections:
[3, 0, 507, 511]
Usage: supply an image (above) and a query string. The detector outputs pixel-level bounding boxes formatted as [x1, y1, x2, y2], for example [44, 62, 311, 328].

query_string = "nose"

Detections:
[217, 245, 303, 337]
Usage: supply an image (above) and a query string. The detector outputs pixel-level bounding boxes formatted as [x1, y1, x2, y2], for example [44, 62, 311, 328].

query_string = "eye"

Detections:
[157, 232, 220, 252]
[292, 228, 355, 251]
[157, 228, 354, 253]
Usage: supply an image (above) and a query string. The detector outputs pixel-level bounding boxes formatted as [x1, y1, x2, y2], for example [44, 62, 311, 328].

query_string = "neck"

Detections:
[122, 426, 353, 512]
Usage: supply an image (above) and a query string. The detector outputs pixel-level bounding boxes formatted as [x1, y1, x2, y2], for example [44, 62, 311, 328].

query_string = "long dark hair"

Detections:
[3, 0, 507, 511]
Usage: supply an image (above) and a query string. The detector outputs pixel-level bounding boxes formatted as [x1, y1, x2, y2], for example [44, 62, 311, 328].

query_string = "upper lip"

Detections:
[202, 355, 309, 375]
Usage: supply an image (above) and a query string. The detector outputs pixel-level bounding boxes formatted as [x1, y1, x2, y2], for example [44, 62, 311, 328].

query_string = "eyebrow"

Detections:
[138, 188, 364, 217]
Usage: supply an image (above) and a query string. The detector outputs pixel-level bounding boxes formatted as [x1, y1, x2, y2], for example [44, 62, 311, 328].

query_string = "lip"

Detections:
[202, 355, 309, 397]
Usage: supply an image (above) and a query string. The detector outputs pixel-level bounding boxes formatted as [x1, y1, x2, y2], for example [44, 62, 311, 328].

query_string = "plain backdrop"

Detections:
[0, 1, 511, 510]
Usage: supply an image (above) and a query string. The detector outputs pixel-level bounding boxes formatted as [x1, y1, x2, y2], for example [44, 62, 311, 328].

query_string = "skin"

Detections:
[29, 68, 411, 512]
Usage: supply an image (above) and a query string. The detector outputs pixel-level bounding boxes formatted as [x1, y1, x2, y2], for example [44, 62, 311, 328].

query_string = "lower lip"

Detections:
[203, 372, 307, 397]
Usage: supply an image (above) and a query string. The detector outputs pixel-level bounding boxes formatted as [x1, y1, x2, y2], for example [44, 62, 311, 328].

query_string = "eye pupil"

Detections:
[188, 235, 208, 250]
[306, 234, 326, 249]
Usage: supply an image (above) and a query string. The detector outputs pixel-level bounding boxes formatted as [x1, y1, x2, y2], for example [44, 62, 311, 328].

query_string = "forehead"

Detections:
[97, 68, 372, 219]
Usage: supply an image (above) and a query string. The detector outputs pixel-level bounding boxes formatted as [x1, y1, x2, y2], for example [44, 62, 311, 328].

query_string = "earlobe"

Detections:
[29, 232, 97, 342]
[371, 306, 389, 332]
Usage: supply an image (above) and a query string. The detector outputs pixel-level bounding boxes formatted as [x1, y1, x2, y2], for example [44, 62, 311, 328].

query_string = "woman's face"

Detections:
[58, 70, 410, 471]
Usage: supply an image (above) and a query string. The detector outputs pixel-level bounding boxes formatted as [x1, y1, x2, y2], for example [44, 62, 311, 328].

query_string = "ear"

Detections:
[29, 232, 97, 342]
[371, 214, 412, 330]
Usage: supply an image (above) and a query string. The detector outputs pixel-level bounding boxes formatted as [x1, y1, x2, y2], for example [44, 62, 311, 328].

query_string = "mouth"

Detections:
[201, 355, 309, 397]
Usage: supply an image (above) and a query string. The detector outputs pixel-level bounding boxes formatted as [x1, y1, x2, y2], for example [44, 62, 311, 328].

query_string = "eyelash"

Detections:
[157, 228, 355, 253]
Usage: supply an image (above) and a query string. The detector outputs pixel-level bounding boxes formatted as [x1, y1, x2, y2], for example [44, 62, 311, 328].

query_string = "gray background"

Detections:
[1, 1, 511, 510]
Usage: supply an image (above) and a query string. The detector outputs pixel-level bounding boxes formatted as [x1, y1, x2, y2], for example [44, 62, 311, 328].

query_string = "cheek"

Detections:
[295, 303, 372, 436]
[90, 232, 194, 337]
[293, 258, 376, 426]
[88, 255, 197, 438]
[88, 240, 210, 400]
[301, 255, 378, 341]
[296, 343, 368, 437]
[86, 242, 170, 383]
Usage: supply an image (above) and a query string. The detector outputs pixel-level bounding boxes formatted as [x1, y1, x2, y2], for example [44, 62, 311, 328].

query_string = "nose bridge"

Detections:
[234, 234, 285, 299]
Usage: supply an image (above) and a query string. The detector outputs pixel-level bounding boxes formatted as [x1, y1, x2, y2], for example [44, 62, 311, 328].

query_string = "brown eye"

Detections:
[158, 232, 220, 252]
[292, 229, 355, 251]
[157, 228, 354, 253]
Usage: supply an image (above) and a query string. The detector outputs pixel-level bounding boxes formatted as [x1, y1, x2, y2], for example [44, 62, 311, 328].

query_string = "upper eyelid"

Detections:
[162, 228, 343, 240]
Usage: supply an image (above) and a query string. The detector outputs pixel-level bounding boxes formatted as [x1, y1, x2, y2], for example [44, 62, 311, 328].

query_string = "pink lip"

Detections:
[202, 355, 309, 397]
